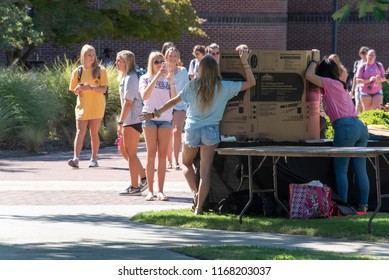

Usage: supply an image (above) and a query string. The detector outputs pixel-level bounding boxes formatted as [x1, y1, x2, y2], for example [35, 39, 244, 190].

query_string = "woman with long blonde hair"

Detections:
[116, 50, 147, 196]
[139, 51, 177, 201]
[141, 45, 256, 214]
[68, 44, 108, 168]
[165, 47, 190, 170]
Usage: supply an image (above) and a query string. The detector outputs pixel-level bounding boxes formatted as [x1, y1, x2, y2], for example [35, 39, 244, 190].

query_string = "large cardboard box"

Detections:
[219, 50, 256, 139]
[220, 50, 320, 142]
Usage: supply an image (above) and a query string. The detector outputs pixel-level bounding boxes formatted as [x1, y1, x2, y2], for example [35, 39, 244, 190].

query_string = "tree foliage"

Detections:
[332, 0, 389, 22]
[0, 0, 44, 65]
[1, 0, 205, 66]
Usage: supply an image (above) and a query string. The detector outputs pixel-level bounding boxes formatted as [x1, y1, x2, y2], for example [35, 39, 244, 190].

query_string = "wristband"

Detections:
[153, 108, 161, 118]
[117, 121, 123, 125]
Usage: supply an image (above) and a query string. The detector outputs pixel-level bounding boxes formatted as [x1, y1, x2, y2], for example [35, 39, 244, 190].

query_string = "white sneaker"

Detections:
[145, 192, 155, 201]
[88, 159, 99, 167]
[157, 192, 169, 201]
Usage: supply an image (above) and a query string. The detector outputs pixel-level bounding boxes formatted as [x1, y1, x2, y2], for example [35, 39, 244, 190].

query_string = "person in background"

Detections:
[161, 42, 175, 56]
[161, 42, 183, 67]
[100, 48, 114, 67]
[68, 44, 108, 168]
[188, 45, 205, 80]
[350, 46, 369, 113]
[207, 43, 221, 64]
[139, 51, 177, 201]
[165, 47, 190, 170]
[329, 54, 348, 83]
[140, 45, 256, 215]
[305, 49, 370, 213]
[355, 49, 385, 111]
[115, 50, 148, 196]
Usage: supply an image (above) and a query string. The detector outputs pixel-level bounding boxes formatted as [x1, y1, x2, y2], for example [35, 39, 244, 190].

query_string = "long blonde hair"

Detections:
[116, 50, 136, 81]
[146, 51, 164, 76]
[164, 47, 181, 66]
[195, 54, 222, 113]
[80, 44, 99, 79]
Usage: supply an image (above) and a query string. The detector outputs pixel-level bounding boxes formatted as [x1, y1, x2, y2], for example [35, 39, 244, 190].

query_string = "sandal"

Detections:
[145, 192, 155, 201]
[167, 162, 173, 169]
[157, 192, 169, 201]
[174, 163, 181, 170]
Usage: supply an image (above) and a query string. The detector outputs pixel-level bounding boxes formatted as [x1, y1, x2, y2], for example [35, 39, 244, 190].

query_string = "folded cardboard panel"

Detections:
[220, 49, 320, 141]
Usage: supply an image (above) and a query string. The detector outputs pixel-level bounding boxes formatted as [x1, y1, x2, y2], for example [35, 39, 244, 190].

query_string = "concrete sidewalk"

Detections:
[0, 144, 388, 259]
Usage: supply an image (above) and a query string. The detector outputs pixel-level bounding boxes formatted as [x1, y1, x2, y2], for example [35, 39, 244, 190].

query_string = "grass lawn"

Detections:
[131, 208, 389, 260]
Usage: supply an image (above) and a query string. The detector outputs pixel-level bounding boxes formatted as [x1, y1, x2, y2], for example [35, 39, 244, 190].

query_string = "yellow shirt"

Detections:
[69, 66, 108, 120]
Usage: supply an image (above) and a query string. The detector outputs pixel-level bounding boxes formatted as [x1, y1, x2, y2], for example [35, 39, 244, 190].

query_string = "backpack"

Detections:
[77, 65, 109, 127]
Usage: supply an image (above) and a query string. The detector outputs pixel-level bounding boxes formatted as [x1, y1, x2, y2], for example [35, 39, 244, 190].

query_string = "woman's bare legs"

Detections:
[182, 144, 199, 194]
[73, 120, 88, 158]
[88, 118, 102, 160]
[143, 127, 158, 194]
[156, 127, 172, 193]
[172, 110, 186, 169]
[195, 144, 217, 212]
[122, 126, 145, 187]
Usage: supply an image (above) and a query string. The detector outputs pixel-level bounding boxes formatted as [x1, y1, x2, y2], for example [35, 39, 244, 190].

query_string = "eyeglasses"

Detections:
[211, 52, 220, 56]
[153, 60, 165, 65]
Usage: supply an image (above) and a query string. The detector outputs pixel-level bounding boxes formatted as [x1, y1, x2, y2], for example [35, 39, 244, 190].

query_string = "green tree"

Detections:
[1, 0, 205, 66]
[332, 0, 389, 21]
[0, 0, 44, 66]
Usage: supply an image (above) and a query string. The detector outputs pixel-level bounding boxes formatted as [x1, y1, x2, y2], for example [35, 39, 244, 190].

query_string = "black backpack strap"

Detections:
[77, 66, 83, 83]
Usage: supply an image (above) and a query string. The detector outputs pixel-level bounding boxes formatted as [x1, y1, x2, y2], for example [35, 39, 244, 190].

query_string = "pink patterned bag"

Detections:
[289, 181, 332, 219]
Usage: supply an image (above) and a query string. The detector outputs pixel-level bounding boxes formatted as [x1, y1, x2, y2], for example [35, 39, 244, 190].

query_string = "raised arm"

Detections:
[237, 45, 256, 91]
[305, 49, 323, 88]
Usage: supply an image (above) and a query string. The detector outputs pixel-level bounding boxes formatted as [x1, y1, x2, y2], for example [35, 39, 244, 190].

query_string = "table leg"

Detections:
[239, 155, 267, 223]
[239, 155, 253, 223]
[272, 156, 289, 215]
[368, 155, 382, 234]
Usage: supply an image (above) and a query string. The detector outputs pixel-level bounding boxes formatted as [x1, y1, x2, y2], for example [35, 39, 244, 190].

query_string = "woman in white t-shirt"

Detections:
[139, 51, 177, 201]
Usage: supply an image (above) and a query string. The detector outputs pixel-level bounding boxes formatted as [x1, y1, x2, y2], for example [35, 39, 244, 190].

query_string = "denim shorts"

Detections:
[184, 125, 220, 147]
[361, 89, 383, 97]
[142, 120, 172, 128]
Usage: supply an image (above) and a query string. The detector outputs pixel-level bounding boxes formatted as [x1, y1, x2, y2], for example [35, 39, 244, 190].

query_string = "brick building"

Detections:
[3, 0, 389, 72]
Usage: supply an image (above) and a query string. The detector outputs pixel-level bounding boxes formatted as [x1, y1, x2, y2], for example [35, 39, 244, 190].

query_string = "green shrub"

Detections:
[0, 68, 59, 149]
[0, 62, 126, 152]
[359, 109, 389, 127]
[19, 127, 46, 153]
[382, 82, 389, 104]
[0, 97, 19, 142]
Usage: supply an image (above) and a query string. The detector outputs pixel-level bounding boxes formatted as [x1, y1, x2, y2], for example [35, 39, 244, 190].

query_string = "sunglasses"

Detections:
[153, 60, 165, 65]
[211, 52, 220, 56]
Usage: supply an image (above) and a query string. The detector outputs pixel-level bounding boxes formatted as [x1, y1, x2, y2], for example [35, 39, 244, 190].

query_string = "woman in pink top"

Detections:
[355, 49, 385, 111]
[306, 49, 370, 212]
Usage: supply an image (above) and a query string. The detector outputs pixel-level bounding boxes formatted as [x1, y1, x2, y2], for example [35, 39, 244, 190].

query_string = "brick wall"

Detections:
[2, 0, 389, 74]
[287, 0, 389, 72]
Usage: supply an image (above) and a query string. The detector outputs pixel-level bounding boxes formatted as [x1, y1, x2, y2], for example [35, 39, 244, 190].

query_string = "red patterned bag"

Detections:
[289, 181, 332, 219]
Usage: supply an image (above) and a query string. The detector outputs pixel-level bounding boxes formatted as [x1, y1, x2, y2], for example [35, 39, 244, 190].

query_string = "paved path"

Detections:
[1, 144, 389, 260]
